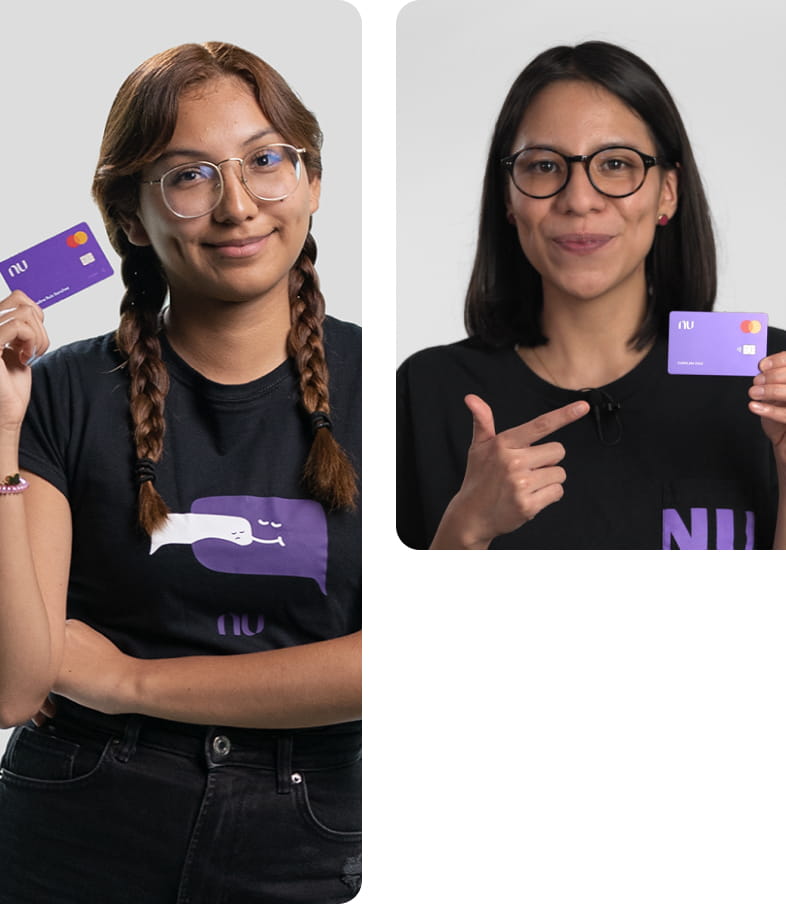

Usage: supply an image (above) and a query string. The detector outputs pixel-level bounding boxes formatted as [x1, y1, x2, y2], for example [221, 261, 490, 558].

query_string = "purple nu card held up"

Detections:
[667, 311, 769, 377]
[0, 222, 113, 308]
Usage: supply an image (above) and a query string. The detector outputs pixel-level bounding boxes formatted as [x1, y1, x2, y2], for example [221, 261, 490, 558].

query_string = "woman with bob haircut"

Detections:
[397, 40, 786, 550]
[0, 42, 361, 902]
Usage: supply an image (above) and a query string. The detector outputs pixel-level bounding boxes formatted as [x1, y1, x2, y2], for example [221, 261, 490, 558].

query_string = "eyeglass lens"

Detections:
[510, 147, 648, 198]
[161, 144, 301, 217]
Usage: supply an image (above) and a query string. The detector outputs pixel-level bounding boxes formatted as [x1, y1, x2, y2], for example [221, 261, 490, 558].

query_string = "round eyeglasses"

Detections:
[501, 146, 667, 199]
[142, 143, 306, 219]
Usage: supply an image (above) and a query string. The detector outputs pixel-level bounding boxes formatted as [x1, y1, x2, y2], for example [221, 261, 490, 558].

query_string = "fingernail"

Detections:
[0, 307, 18, 317]
[0, 316, 15, 329]
[750, 385, 765, 399]
[750, 401, 767, 414]
[760, 358, 773, 371]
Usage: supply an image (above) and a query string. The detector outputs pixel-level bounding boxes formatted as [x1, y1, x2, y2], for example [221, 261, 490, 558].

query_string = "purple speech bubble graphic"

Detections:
[150, 496, 328, 594]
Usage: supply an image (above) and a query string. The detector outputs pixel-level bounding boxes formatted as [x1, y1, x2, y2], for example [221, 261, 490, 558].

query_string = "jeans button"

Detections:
[212, 735, 231, 758]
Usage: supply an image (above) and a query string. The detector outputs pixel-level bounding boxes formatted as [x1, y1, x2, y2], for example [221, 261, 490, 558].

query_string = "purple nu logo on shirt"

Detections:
[662, 507, 754, 550]
[150, 496, 328, 594]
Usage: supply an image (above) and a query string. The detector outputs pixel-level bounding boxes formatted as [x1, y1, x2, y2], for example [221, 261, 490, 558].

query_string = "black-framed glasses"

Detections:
[501, 145, 666, 199]
[141, 143, 306, 218]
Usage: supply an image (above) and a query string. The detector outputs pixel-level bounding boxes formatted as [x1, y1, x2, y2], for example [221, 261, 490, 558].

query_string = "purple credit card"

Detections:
[667, 311, 769, 377]
[0, 222, 113, 308]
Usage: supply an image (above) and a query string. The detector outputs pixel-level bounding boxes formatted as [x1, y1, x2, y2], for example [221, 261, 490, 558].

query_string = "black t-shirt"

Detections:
[20, 316, 361, 660]
[397, 329, 786, 549]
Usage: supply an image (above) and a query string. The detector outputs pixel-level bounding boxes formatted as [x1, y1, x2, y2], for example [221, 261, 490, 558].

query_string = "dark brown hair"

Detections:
[92, 42, 357, 534]
[465, 41, 717, 350]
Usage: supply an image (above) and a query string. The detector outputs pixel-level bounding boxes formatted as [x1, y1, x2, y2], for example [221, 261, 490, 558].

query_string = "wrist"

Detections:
[0, 427, 21, 464]
[119, 656, 147, 714]
[431, 499, 492, 550]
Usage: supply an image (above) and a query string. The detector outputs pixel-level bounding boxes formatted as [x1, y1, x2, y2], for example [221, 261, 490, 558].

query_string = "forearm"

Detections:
[773, 462, 786, 549]
[109, 632, 361, 729]
[0, 446, 65, 725]
[0, 500, 54, 723]
[430, 502, 491, 550]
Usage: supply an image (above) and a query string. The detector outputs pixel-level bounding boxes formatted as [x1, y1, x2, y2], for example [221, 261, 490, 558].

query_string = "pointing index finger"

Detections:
[499, 400, 591, 448]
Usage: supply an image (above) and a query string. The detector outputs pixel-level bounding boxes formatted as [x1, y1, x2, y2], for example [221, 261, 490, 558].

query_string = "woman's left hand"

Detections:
[749, 352, 786, 465]
[53, 619, 137, 715]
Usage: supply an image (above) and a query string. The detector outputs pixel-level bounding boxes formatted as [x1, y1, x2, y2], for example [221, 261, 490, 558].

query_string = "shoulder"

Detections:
[323, 316, 361, 359]
[398, 336, 508, 381]
[322, 317, 361, 414]
[32, 331, 122, 379]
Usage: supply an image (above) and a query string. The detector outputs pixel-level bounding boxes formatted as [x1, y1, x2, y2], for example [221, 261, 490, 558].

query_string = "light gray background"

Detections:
[397, 0, 786, 365]
[0, 0, 360, 347]
[0, 0, 359, 751]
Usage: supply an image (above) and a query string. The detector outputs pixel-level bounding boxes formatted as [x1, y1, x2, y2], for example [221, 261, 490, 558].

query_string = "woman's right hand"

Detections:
[430, 394, 590, 549]
[0, 291, 48, 433]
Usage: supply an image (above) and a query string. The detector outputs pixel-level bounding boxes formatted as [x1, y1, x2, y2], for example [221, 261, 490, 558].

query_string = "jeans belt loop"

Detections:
[116, 716, 142, 763]
[275, 735, 293, 794]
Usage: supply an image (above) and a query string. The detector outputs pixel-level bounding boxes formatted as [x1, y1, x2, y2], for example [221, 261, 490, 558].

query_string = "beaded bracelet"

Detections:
[0, 474, 29, 495]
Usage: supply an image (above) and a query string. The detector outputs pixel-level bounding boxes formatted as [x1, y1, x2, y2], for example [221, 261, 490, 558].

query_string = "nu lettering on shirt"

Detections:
[662, 507, 754, 550]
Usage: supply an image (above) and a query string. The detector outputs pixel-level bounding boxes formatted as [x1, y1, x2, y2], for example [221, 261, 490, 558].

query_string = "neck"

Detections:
[165, 291, 291, 384]
[521, 283, 651, 389]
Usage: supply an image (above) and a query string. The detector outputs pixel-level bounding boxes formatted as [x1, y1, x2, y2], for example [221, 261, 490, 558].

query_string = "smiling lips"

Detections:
[207, 231, 275, 258]
[553, 233, 613, 255]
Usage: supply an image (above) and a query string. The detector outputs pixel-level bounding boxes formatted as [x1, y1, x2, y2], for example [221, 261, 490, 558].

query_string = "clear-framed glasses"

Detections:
[501, 145, 666, 199]
[142, 143, 306, 218]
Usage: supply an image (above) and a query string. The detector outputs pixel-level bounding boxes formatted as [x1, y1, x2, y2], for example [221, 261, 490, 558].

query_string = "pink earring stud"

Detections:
[657, 214, 669, 226]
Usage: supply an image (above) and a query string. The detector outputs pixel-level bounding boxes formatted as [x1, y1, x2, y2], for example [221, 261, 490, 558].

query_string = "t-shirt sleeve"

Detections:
[396, 356, 429, 549]
[18, 351, 75, 497]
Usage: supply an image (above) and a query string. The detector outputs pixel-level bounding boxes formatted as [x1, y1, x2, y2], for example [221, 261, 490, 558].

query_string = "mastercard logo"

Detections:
[65, 231, 89, 248]
[740, 319, 762, 334]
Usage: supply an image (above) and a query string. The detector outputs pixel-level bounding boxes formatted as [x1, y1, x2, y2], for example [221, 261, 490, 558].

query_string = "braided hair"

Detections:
[92, 42, 357, 534]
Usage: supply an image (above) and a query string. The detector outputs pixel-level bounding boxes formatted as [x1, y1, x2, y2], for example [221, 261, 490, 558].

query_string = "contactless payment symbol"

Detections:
[0, 221, 114, 308]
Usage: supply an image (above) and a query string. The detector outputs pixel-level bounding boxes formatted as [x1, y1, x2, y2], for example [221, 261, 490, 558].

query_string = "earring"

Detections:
[657, 214, 669, 227]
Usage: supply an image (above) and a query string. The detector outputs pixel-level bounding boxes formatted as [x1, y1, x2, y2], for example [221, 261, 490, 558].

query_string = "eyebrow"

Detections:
[516, 139, 651, 155]
[154, 128, 280, 165]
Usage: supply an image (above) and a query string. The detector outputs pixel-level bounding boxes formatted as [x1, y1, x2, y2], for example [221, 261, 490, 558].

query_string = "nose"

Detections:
[213, 158, 259, 222]
[556, 160, 606, 215]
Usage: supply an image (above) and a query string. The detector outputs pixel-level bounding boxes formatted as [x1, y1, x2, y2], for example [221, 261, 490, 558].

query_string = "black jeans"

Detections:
[0, 698, 361, 903]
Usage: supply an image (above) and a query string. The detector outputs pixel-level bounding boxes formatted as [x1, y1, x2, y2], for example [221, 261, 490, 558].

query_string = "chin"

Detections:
[552, 282, 616, 304]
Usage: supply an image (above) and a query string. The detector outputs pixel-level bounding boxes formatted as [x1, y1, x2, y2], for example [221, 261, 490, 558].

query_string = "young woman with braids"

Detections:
[0, 42, 361, 903]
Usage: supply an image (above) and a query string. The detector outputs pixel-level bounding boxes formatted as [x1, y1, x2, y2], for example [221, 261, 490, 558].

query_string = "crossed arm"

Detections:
[54, 621, 361, 729]
[0, 294, 360, 730]
[1, 472, 360, 730]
